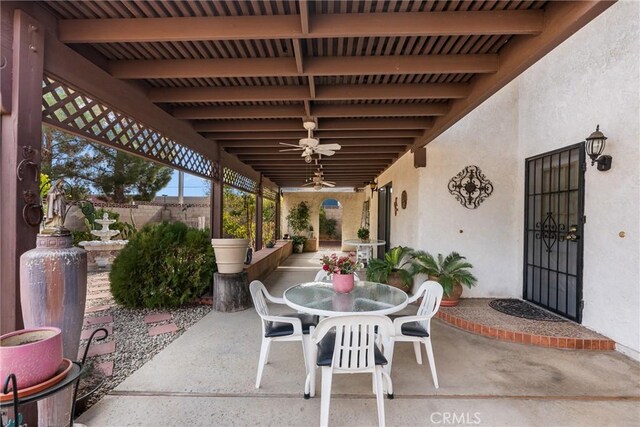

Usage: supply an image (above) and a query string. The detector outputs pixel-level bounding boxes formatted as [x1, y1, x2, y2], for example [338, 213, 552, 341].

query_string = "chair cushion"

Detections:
[316, 332, 387, 367]
[400, 321, 429, 337]
[264, 314, 319, 338]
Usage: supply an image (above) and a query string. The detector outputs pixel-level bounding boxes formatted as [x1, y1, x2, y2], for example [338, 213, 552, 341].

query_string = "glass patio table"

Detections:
[283, 281, 408, 317]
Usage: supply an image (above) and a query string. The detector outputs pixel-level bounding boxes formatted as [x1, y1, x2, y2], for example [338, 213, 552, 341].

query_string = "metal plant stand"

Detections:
[1, 328, 108, 427]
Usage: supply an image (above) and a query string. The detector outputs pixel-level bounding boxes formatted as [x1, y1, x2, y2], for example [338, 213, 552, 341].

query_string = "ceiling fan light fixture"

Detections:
[304, 155, 313, 163]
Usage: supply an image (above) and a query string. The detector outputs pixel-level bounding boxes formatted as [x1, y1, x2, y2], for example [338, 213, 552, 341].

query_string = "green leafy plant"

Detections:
[291, 235, 307, 246]
[110, 222, 216, 308]
[366, 246, 415, 291]
[412, 251, 478, 297]
[357, 227, 370, 241]
[319, 207, 337, 239]
[286, 201, 311, 235]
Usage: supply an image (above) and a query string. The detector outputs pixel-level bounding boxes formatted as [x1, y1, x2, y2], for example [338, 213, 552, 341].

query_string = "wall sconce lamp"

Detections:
[369, 180, 378, 197]
[585, 125, 612, 171]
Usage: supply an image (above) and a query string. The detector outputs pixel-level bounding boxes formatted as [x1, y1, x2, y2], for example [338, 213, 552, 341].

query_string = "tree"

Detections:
[223, 185, 256, 248]
[42, 126, 172, 203]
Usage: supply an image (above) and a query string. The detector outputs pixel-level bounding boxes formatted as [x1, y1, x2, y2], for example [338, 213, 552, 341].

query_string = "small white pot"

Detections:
[211, 238, 250, 274]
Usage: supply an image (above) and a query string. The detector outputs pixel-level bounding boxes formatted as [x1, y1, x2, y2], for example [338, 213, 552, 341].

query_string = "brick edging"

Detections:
[436, 311, 615, 350]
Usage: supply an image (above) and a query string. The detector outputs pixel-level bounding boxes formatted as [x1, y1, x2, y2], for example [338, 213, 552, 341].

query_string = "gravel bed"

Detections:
[80, 272, 211, 413]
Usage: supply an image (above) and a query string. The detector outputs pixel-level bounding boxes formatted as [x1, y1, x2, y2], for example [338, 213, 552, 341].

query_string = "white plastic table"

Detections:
[284, 281, 407, 399]
[283, 280, 408, 317]
[343, 239, 386, 265]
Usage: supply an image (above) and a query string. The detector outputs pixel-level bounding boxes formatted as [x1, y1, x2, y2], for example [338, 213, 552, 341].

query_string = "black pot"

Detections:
[74, 378, 105, 417]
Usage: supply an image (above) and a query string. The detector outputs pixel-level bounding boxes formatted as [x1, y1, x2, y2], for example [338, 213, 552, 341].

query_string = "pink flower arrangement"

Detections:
[321, 252, 360, 275]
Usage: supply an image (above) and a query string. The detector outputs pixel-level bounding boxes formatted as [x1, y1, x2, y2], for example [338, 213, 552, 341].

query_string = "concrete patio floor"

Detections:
[79, 252, 640, 426]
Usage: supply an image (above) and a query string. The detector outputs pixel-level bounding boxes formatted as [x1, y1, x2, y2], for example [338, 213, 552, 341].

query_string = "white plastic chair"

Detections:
[314, 269, 360, 282]
[305, 315, 395, 427]
[249, 280, 318, 388]
[388, 280, 443, 388]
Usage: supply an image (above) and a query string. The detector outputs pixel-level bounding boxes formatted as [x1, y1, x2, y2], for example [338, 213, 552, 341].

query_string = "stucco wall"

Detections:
[371, 2, 639, 358]
[282, 191, 366, 250]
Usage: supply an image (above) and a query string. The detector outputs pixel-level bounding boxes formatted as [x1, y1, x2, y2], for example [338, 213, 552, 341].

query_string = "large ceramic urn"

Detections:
[20, 232, 87, 427]
[211, 238, 250, 274]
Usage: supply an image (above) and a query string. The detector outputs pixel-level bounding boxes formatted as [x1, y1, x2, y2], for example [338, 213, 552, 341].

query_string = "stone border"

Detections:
[436, 311, 616, 351]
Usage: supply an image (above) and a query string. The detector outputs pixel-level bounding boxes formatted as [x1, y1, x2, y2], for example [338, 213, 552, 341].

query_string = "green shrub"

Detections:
[110, 221, 216, 308]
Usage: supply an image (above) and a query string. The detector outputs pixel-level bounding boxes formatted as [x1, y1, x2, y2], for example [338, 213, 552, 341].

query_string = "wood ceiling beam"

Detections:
[148, 83, 468, 103]
[245, 161, 391, 167]
[312, 103, 449, 117]
[109, 55, 498, 79]
[204, 130, 424, 139]
[148, 86, 310, 103]
[173, 105, 305, 119]
[193, 117, 432, 132]
[315, 83, 469, 100]
[413, 1, 615, 149]
[236, 153, 397, 161]
[225, 147, 404, 155]
[58, 11, 543, 43]
[217, 138, 413, 147]
[175, 103, 448, 119]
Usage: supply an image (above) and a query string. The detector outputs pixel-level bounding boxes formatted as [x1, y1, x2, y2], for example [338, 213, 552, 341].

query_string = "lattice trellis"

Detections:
[223, 167, 258, 194]
[41, 76, 213, 179]
[263, 186, 277, 201]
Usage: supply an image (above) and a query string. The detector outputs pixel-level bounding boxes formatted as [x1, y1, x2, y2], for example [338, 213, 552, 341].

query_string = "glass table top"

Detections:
[284, 281, 408, 316]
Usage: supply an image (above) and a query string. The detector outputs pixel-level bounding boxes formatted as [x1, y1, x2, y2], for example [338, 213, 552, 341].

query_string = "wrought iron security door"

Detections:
[377, 183, 392, 259]
[524, 143, 585, 322]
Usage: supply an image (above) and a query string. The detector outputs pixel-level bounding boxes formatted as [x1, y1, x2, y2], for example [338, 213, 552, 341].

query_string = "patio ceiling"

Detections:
[40, 0, 612, 188]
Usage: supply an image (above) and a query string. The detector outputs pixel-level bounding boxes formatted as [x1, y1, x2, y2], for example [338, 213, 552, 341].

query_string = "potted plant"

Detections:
[286, 201, 311, 236]
[357, 227, 370, 242]
[412, 251, 477, 306]
[291, 235, 307, 253]
[366, 246, 415, 293]
[321, 252, 360, 293]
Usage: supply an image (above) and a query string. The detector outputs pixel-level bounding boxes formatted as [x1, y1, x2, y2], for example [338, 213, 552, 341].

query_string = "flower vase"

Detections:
[332, 273, 355, 293]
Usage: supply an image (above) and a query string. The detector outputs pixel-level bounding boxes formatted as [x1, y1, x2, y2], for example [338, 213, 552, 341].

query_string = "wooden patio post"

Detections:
[275, 192, 282, 240]
[255, 175, 263, 250]
[210, 160, 223, 238]
[0, 9, 44, 334]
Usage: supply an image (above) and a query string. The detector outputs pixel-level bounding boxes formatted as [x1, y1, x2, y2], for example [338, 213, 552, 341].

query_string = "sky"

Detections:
[159, 170, 209, 197]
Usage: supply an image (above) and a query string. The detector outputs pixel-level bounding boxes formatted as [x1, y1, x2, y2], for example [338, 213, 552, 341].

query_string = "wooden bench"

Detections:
[244, 240, 293, 282]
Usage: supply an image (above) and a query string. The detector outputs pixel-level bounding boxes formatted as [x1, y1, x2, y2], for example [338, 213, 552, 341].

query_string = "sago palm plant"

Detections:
[412, 251, 477, 297]
[366, 246, 415, 291]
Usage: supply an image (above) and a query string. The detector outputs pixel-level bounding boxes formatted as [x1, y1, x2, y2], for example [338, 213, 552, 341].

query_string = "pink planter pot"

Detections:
[332, 273, 355, 293]
[0, 327, 63, 390]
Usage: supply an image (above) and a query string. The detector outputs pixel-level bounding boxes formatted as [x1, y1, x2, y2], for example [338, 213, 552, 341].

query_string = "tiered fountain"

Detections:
[79, 213, 128, 270]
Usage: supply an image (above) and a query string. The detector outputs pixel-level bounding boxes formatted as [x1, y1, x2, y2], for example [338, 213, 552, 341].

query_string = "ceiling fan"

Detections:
[303, 170, 336, 190]
[279, 121, 341, 163]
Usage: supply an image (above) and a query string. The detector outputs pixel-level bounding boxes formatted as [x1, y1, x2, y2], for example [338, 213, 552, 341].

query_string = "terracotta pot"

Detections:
[332, 273, 355, 293]
[0, 327, 63, 390]
[386, 271, 410, 293]
[440, 282, 464, 307]
[211, 238, 250, 273]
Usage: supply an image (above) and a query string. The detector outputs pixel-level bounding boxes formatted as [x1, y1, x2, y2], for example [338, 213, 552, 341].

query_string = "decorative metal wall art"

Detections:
[401, 191, 407, 209]
[448, 165, 494, 209]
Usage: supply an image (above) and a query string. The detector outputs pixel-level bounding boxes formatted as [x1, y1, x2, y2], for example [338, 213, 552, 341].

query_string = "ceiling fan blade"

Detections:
[316, 150, 335, 156]
[324, 180, 336, 185]
[279, 142, 300, 148]
[279, 148, 303, 152]
[322, 182, 336, 187]
[318, 143, 341, 151]
[302, 182, 314, 186]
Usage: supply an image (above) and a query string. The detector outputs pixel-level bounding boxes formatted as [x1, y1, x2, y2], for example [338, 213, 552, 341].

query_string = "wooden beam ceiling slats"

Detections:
[108, 54, 498, 79]
[172, 102, 448, 119]
[192, 117, 433, 132]
[207, 129, 422, 139]
[58, 11, 543, 43]
[216, 138, 414, 147]
[148, 83, 469, 103]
